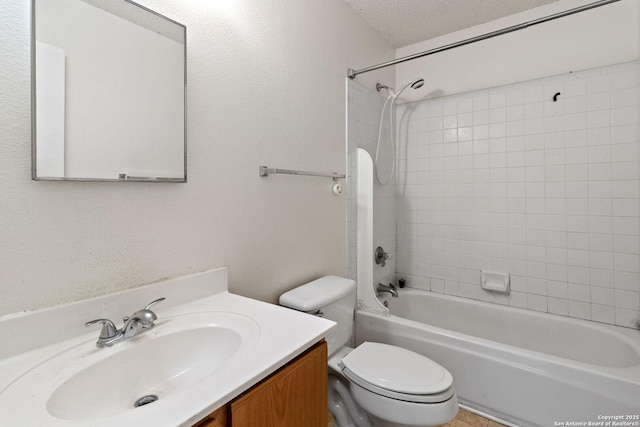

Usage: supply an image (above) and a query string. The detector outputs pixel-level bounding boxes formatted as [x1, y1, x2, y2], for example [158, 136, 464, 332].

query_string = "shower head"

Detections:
[393, 78, 425, 99]
[411, 79, 425, 89]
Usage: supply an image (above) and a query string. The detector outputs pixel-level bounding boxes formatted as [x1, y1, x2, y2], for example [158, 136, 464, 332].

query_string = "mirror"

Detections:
[32, 0, 186, 182]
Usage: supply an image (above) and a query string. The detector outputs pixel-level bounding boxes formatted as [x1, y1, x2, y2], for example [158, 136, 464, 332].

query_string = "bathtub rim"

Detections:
[360, 287, 640, 382]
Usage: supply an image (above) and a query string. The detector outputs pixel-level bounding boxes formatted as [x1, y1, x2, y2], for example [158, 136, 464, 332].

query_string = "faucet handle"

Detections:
[375, 247, 390, 267]
[145, 297, 166, 310]
[85, 318, 118, 339]
[129, 297, 166, 327]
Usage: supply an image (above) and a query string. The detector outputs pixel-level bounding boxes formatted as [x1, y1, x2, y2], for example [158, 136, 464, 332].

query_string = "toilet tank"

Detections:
[279, 276, 356, 356]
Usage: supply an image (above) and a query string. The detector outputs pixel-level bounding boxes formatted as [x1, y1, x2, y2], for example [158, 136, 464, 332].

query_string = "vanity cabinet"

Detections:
[194, 406, 227, 427]
[194, 340, 327, 427]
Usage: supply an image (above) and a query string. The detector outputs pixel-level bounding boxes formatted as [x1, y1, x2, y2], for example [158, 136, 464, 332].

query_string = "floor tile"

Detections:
[331, 406, 508, 427]
[457, 408, 490, 427]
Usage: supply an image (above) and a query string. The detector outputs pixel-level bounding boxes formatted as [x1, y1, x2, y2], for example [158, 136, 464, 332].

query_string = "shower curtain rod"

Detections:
[347, 0, 620, 79]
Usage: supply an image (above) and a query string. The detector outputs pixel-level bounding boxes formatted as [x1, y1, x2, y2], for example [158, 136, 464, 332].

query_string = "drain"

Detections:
[134, 394, 159, 408]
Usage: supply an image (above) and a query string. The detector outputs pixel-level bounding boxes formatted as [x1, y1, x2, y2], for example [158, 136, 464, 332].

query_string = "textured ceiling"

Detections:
[343, 0, 560, 47]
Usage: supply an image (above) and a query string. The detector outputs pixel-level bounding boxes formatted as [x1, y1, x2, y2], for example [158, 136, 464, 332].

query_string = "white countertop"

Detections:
[0, 268, 336, 426]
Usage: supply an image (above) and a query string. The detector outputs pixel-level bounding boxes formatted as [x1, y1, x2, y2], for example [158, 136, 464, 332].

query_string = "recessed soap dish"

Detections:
[480, 270, 510, 293]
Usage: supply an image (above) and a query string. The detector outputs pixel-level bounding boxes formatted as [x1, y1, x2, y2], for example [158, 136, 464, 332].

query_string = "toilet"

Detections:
[279, 276, 458, 427]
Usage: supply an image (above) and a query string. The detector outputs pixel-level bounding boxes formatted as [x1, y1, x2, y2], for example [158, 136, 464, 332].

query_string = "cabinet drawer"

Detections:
[193, 405, 227, 427]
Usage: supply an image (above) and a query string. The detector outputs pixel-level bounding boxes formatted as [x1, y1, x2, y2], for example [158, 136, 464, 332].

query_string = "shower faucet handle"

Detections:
[375, 246, 390, 267]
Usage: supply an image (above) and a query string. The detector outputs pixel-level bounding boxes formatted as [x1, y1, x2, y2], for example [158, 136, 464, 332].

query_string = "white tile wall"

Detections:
[394, 61, 640, 328]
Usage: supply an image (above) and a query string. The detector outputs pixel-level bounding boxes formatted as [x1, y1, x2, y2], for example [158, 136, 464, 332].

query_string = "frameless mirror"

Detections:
[32, 0, 186, 182]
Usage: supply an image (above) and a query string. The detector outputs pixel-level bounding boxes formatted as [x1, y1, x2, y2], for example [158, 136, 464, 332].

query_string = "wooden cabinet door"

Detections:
[230, 341, 327, 427]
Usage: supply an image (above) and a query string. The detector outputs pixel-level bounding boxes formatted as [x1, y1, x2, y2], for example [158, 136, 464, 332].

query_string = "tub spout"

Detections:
[376, 283, 398, 298]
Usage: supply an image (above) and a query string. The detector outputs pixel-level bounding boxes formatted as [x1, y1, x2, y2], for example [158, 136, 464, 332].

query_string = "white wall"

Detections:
[395, 0, 638, 103]
[0, 0, 394, 316]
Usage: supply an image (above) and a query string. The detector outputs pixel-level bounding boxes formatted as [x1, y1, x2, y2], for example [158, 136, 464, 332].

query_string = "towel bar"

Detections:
[259, 166, 345, 180]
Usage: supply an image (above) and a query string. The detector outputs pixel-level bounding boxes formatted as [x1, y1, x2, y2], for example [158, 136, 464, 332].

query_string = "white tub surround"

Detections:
[356, 288, 640, 426]
[393, 60, 640, 327]
[0, 268, 336, 427]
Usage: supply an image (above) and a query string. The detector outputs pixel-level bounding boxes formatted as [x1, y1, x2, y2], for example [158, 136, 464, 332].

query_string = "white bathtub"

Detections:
[355, 288, 640, 426]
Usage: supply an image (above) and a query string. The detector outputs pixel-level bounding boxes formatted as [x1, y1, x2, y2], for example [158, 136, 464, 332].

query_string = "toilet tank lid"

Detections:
[279, 276, 356, 311]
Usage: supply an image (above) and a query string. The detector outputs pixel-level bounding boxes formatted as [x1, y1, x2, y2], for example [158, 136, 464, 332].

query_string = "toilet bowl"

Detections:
[280, 276, 458, 427]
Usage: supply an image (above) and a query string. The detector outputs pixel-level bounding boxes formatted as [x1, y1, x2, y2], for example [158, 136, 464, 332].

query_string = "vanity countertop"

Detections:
[0, 268, 336, 426]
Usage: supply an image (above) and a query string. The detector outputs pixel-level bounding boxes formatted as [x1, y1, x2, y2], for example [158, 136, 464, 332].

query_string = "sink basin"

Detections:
[1, 311, 259, 423]
[49, 326, 242, 420]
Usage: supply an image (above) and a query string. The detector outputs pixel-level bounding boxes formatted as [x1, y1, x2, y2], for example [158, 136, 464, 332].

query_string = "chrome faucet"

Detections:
[376, 283, 398, 298]
[85, 298, 165, 348]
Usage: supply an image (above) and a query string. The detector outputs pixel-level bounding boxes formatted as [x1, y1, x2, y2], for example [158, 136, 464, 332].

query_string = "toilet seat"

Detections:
[340, 342, 455, 404]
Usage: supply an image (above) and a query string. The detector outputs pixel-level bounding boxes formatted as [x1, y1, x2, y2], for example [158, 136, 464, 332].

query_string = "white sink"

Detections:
[2, 311, 259, 423]
[0, 268, 335, 427]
